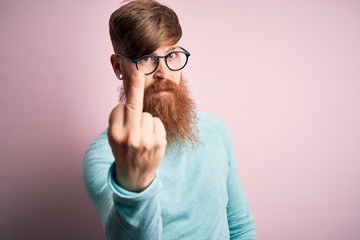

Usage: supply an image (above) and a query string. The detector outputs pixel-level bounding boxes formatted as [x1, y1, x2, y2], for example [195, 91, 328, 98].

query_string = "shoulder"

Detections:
[84, 129, 113, 160]
[196, 111, 232, 145]
[196, 111, 229, 135]
[195, 112, 235, 167]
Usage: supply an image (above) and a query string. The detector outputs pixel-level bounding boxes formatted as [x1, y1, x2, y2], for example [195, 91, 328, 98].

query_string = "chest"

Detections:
[158, 145, 229, 229]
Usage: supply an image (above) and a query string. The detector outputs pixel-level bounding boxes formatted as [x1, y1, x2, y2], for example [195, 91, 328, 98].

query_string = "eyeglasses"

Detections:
[116, 47, 191, 75]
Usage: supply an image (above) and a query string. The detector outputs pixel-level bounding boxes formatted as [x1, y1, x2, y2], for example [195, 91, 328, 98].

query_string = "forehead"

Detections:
[152, 42, 181, 55]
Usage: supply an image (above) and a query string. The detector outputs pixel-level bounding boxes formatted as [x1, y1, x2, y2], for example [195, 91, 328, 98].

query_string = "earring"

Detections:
[117, 73, 123, 80]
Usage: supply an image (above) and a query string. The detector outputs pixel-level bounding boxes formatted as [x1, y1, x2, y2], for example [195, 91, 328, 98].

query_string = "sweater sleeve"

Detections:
[82, 131, 163, 240]
[224, 128, 257, 239]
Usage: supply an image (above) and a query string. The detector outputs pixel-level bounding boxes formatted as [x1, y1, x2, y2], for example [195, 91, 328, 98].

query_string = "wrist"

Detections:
[115, 167, 155, 192]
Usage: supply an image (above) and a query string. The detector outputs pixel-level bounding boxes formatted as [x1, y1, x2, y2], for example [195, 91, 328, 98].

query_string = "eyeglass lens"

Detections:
[137, 52, 188, 75]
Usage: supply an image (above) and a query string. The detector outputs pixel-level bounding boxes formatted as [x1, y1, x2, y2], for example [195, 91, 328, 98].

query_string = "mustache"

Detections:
[146, 80, 179, 94]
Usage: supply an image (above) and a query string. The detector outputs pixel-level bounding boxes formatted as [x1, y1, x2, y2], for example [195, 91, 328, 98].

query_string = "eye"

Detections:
[167, 52, 177, 59]
[141, 56, 152, 62]
[138, 56, 156, 66]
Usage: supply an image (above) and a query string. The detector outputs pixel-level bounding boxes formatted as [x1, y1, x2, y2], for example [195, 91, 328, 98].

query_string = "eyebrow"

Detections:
[152, 46, 181, 55]
[168, 46, 180, 51]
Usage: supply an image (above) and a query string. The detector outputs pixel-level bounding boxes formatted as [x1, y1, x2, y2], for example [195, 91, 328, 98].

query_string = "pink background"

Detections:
[1, 0, 360, 239]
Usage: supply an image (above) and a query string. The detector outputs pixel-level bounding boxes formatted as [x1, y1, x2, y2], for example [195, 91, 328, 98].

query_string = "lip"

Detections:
[154, 89, 173, 96]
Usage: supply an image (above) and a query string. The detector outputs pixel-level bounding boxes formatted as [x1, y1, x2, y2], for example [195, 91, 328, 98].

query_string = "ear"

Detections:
[110, 54, 122, 76]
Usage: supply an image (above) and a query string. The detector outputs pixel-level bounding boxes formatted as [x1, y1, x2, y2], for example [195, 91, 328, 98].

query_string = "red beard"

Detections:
[120, 78, 198, 146]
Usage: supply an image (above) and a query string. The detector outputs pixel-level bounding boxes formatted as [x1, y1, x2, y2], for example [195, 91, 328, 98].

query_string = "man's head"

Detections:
[109, 0, 182, 60]
[109, 0, 198, 146]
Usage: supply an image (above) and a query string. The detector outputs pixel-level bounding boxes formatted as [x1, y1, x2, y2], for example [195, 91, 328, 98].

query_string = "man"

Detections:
[83, 0, 256, 239]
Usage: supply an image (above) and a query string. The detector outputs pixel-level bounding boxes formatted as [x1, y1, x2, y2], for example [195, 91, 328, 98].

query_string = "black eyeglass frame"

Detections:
[116, 47, 191, 75]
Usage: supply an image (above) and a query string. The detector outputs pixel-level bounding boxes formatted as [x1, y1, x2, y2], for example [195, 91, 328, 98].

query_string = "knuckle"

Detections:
[142, 139, 154, 151]
[153, 117, 164, 127]
[142, 111, 152, 117]
[153, 116, 161, 122]
[141, 112, 153, 121]
[126, 102, 142, 113]
[109, 104, 125, 120]
[154, 134, 167, 148]
[108, 129, 123, 143]
[126, 133, 141, 150]
[153, 117, 166, 135]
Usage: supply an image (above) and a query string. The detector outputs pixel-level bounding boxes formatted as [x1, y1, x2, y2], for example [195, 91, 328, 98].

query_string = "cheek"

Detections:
[144, 76, 154, 89]
[171, 72, 182, 85]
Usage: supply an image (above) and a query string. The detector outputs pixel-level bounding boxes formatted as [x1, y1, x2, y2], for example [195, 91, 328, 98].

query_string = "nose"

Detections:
[153, 58, 169, 80]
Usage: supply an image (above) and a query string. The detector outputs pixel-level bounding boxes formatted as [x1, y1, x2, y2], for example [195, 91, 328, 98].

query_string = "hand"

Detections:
[108, 72, 167, 192]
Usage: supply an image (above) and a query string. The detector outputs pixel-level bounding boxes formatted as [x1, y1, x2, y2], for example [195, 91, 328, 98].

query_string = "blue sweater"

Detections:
[83, 112, 256, 239]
